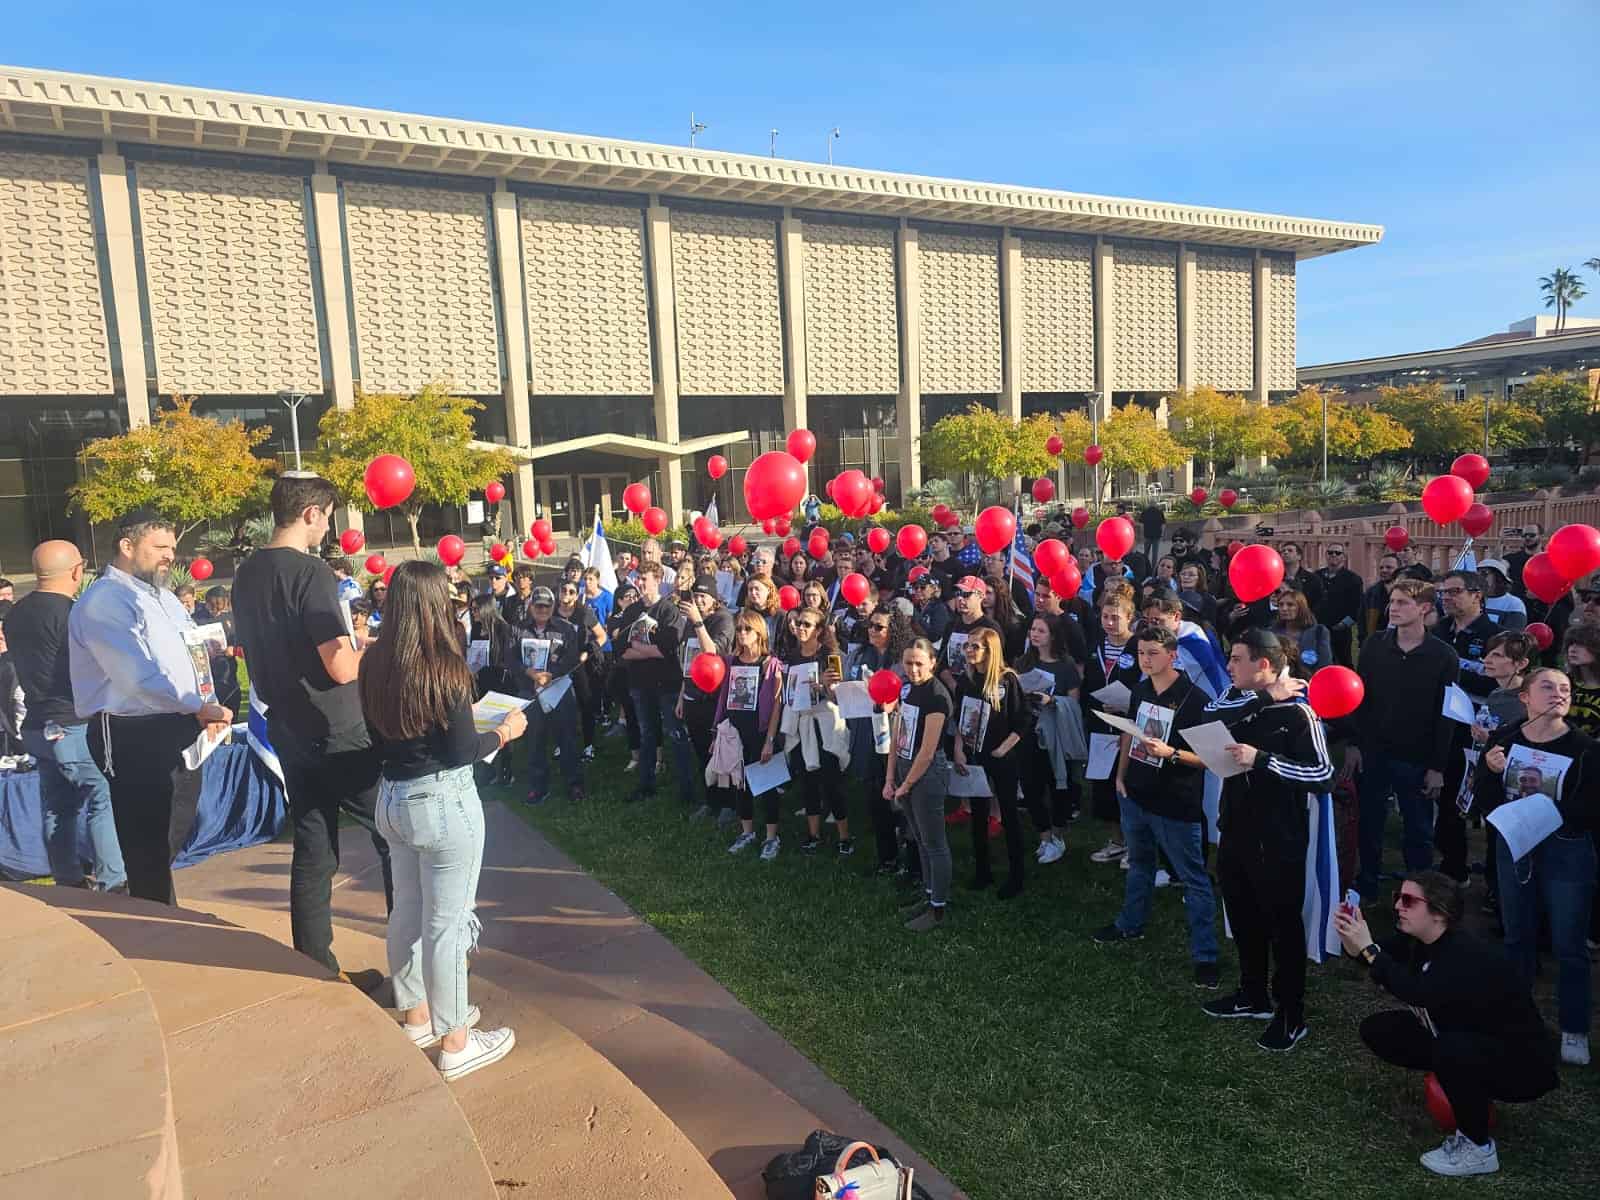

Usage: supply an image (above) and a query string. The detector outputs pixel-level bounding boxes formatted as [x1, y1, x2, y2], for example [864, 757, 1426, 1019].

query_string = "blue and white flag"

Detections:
[704, 495, 719, 528]
[580, 507, 619, 594]
[246, 693, 283, 787]
[1176, 620, 1229, 700]
[1305, 788, 1342, 962]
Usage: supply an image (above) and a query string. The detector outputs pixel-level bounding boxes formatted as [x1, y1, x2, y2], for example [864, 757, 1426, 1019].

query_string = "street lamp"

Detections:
[769, 128, 779, 157]
[278, 390, 309, 471]
[689, 112, 706, 147]
[827, 126, 840, 164]
[1321, 388, 1329, 483]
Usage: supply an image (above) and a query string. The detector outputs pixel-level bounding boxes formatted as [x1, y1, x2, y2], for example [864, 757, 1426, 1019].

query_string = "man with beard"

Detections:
[1314, 542, 1364, 666]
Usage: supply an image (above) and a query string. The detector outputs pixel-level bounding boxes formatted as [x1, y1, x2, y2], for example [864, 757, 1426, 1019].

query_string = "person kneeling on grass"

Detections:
[886, 638, 954, 932]
[1335, 870, 1558, 1178]
[717, 609, 786, 860]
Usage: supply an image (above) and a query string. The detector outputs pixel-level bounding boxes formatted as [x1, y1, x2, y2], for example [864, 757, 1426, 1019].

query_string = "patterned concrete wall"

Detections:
[1112, 242, 1178, 391]
[342, 181, 500, 394]
[519, 196, 652, 396]
[0, 150, 111, 394]
[802, 222, 899, 395]
[1019, 237, 1094, 392]
[919, 231, 1001, 395]
[671, 210, 783, 396]
[1269, 255, 1297, 391]
[134, 162, 321, 395]
[1191, 249, 1254, 391]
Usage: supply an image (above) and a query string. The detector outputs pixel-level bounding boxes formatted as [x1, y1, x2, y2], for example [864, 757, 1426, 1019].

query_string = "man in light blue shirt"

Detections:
[69, 509, 232, 903]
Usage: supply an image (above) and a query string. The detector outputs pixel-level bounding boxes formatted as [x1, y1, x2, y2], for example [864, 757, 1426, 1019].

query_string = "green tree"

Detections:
[1096, 404, 1188, 499]
[315, 384, 518, 554]
[70, 396, 274, 544]
[1167, 386, 1287, 488]
[1473, 394, 1544, 453]
[1275, 387, 1411, 466]
[922, 404, 1065, 502]
[1539, 266, 1587, 332]
[1519, 372, 1600, 462]
[1375, 383, 1481, 458]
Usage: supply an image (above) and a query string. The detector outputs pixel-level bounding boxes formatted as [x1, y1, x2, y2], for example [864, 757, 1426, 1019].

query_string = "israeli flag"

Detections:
[581, 507, 619, 594]
[1305, 788, 1342, 962]
[705, 495, 719, 527]
[246, 692, 284, 787]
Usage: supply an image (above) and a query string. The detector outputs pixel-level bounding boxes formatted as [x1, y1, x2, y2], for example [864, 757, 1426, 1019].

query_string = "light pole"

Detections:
[278, 390, 309, 471]
[1483, 387, 1491, 459]
[769, 128, 779, 157]
[827, 126, 840, 164]
[689, 112, 706, 147]
[1321, 388, 1329, 483]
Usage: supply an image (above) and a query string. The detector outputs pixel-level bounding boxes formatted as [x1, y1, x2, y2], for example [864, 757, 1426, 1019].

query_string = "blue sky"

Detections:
[9, 1, 1598, 364]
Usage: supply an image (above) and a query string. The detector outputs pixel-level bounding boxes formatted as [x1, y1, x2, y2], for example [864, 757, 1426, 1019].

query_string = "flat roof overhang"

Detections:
[477, 430, 749, 463]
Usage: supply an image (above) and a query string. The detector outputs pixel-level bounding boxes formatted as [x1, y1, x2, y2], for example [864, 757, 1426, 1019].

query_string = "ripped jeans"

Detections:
[375, 765, 485, 1037]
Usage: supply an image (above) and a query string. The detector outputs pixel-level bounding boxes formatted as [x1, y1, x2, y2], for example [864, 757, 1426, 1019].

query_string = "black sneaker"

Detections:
[623, 788, 655, 804]
[1257, 1012, 1309, 1052]
[1193, 963, 1221, 990]
[837, 838, 855, 857]
[1202, 991, 1274, 1020]
[801, 837, 821, 854]
[568, 786, 586, 803]
[1092, 923, 1143, 945]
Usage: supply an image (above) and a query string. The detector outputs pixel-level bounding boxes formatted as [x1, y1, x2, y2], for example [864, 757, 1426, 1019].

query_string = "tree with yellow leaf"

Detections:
[1097, 404, 1189, 499]
[1167, 386, 1288, 488]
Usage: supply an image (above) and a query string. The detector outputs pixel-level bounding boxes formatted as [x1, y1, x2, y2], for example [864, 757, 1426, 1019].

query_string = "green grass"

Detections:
[498, 735, 1598, 1200]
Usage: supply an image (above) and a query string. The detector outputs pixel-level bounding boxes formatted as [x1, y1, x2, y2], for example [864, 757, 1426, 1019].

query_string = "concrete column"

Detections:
[1091, 237, 1114, 423]
[1246, 250, 1271, 474]
[645, 199, 684, 525]
[1155, 395, 1195, 495]
[307, 168, 364, 531]
[491, 182, 536, 535]
[895, 221, 922, 493]
[779, 212, 808, 486]
[1177, 244, 1196, 392]
[96, 150, 150, 429]
[1000, 230, 1023, 422]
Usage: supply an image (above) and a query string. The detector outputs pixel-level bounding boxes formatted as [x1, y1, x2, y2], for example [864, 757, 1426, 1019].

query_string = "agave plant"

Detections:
[1307, 477, 1350, 505]
[1357, 465, 1411, 502]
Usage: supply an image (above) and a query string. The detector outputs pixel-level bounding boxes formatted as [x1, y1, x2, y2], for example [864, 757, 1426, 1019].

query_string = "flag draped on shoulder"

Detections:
[1175, 620, 1229, 700]
[580, 507, 619, 593]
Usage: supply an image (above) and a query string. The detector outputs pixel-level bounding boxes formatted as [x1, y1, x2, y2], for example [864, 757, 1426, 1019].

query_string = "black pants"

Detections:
[735, 780, 780, 828]
[789, 747, 846, 821]
[1331, 624, 1354, 668]
[1359, 1011, 1557, 1144]
[1218, 838, 1308, 1022]
[971, 750, 1024, 885]
[571, 661, 598, 750]
[526, 695, 582, 795]
[1020, 737, 1074, 832]
[607, 663, 641, 751]
[276, 727, 393, 975]
[93, 713, 203, 904]
[861, 752, 897, 865]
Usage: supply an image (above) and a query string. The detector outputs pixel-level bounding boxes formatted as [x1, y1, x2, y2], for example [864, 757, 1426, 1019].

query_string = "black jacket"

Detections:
[1314, 566, 1363, 630]
[1204, 688, 1335, 859]
[1433, 612, 1498, 699]
[1355, 628, 1459, 770]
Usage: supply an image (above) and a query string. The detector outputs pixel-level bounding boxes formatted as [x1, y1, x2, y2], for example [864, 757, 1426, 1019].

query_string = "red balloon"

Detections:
[1034, 538, 1069, 577]
[866, 527, 891, 555]
[975, 506, 1016, 555]
[868, 669, 903, 706]
[1045, 434, 1064, 457]
[1190, 487, 1208, 506]
[1450, 453, 1491, 491]
[521, 539, 539, 560]
[1460, 503, 1494, 539]
[831, 469, 873, 519]
[363, 454, 415, 509]
[762, 517, 777, 535]
[786, 429, 817, 464]
[840, 572, 871, 606]
[339, 528, 366, 555]
[938, 511, 962, 530]
[727, 534, 748, 557]
[485, 480, 506, 505]
[1218, 488, 1238, 509]
[538, 535, 556, 556]
[930, 503, 951, 523]
[1421, 475, 1474, 526]
[531, 518, 553, 542]
[623, 481, 652, 515]
[1424, 1073, 1455, 1134]
[382, 564, 396, 586]
[1084, 444, 1104, 467]
[1384, 525, 1410, 552]
[641, 506, 668, 536]
[436, 535, 466, 566]
[896, 524, 927, 558]
[1051, 562, 1083, 598]
[1526, 622, 1555, 651]
[364, 553, 386, 575]
[1307, 665, 1365, 719]
[783, 536, 802, 560]
[1546, 523, 1600, 581]
[689, 651, 726, 693]
[824, 478, 835, 498]
[1523, 552, 1571, 604]
[707, 454, 729, 480]
[489, 542, 508, 561]
[778, 584, 802, 611]
[1095, 516, 1135, 561]
[807, 530, 831, 560]
[1070, 506, 1091, 529]
[693, 516, 722, 550]
[868, 493, 886, 515]
[1228, 540, 1245, 556]
[745, 451, 808, 521]
[774, 515, 792, 537]
[189, 556, 214, 582]
[1032, 477, 1056, 503]
[1229, 544, 1285, 603]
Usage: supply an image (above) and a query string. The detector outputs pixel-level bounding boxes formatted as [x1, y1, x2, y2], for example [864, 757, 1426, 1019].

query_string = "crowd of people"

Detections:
[2, 481, 1594, 1174]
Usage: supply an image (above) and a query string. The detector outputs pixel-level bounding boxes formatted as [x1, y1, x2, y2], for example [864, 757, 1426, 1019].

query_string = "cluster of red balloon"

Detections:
[1526, 523, 1600, 604]
[929, 503, 962, 531]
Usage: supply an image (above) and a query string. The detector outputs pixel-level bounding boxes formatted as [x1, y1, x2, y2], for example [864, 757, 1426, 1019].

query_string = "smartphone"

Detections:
[1340, 888, 1360, 914]
[826, 653, 844, 680]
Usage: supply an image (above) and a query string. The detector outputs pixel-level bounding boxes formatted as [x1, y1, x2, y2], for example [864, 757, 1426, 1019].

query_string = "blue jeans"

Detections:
[526, 693, 581, 795]
[1497, 831, 1596, 1036]
[24, 724, 125, 889]
[1116, 793, 1218, 964]
[630, 687, 696, 804]
[1356, 751, 1431, 892]
[375, 766, 484, 1037]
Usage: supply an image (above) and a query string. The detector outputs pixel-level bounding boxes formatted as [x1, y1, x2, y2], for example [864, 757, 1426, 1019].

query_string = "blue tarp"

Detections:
[0, 742, 286, 880]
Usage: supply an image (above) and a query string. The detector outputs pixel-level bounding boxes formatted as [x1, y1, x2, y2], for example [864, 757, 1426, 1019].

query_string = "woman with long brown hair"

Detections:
[1272, 587, 1333, 675]
[360, 561, 528, 1082]
[951, 626, 1034, 898]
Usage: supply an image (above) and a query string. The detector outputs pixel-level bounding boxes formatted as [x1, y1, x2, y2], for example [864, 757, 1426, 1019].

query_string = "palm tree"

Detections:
[1539, 267, 1587, 332]
[1587, 256, 1600, 287]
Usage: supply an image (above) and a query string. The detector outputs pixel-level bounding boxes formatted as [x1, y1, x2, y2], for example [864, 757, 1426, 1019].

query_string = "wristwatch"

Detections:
[1359, 943, 1380, 966]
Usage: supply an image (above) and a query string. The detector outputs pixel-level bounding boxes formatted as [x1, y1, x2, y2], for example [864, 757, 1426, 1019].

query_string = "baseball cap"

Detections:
[955, 575, 990, 596]
[691, 574, 720, 598]
[488, 564, 507, 578]
[531, 585, 556, 606]
[839, 532, 856, 545]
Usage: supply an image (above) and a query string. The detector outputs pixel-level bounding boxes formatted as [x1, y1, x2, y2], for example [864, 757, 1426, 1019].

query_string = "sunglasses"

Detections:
[793, 620, 820, 631]
[1581, 591, 1600, 603]
[954, 590, 978, 599]
[1393, 891, 1428, 912]
[1327, 550, 1345, 557]
[868, 622, 891, 632]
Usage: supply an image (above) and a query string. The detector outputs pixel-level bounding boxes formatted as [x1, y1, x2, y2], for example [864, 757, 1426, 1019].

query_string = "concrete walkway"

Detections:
[176, 799, 965, 1199]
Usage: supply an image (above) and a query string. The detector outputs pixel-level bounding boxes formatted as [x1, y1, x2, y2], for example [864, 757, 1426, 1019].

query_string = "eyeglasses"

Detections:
[1326, 550, 1345, 558]
[1437, 586, 1467, 597]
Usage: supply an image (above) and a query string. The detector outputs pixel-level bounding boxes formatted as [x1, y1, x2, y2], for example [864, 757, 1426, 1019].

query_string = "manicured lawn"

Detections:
[499, 734, 1597, 1200]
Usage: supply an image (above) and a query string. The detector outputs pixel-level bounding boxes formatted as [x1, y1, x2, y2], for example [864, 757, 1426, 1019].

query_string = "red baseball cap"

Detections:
[955, 575, 990, 595]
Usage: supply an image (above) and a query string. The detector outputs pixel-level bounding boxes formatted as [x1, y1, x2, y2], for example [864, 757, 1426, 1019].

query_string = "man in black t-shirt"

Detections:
[622, 562, 694, 805]
[677, 576, 736, 822]
[519, 586, 585, 804]
[1093, 625, 1221, 988]
[233, 475, 391, 985]
[938, 575, 1003, 689]
[1140, 502, 1165, 566]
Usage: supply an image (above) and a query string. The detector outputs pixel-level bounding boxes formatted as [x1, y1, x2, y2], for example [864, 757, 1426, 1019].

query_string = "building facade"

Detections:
[0, 66, 1380, 569]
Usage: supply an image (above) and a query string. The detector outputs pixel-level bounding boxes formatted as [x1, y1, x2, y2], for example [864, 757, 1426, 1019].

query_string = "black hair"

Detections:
[1141, 586, 1184, 615]
[1134, 624, 1178, 652]
[270, 474, 341, 529]
[1233, 625, 1288, 674]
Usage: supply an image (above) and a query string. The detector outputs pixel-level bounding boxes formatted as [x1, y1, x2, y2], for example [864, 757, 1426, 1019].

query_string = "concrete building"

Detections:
[0, 65, 1380, 568]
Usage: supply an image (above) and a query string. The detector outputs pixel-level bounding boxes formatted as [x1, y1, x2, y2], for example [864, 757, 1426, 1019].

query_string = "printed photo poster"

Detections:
[727, 664, 760, 712]
[896, 701, 921, 760]
[1127, 699, 1175, 767]
[521, 637, 551, 672]
[1455, 748, 1481, 816]
[958, 695, 991, 754]
[785, 661, 820, 712]
[945, 630, 971, 671]
[1500, 742, 1574, 809]
[181, 628, 217, 704]
[194, 622, 230, 657]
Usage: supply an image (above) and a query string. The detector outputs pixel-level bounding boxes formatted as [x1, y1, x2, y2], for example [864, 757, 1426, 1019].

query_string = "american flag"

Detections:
[1008, 499, 1035, 601]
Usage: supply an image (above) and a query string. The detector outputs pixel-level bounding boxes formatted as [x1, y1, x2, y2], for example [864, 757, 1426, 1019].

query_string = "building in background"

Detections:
[0, 65, 1380, 569]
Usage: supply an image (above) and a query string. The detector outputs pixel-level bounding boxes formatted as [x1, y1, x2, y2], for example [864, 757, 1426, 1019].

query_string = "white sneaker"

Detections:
[1420, 1131, 1499, 1177]
[1034, 841, 1048, 861]
[1119, 853, 1130, 871]
[402, 1005, 480, 1050]
[1040, 838, 1065, 865]
[728, 830, 758, 854]
[794, 807, 808, 818]
[759, 835, 781, 861]
[1089, 840, 1125, 863]
[1153, 869, 1172, 888]
[1561, 1032, 1591, 1066]
[438, 1026, 516, 1081]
